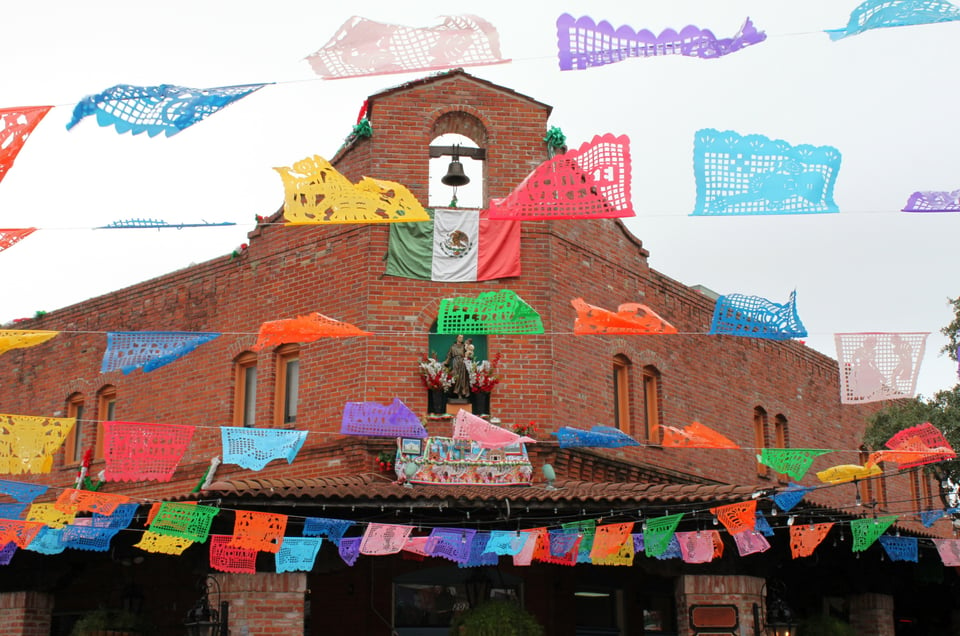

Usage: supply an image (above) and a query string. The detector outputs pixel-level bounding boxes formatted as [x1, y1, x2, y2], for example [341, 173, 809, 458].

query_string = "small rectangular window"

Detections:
[64, 395, 85, 465]
[95, 388, 117, 459]
[613, 357, 630, 434]
[642, 368, 661, 444]
[275, 345, 300, 427]
[234, 353, 258, 428]
[753, 407, 768, 477]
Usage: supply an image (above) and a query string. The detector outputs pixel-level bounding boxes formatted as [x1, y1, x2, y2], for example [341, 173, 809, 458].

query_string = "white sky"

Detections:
[1, 1, 958, 398]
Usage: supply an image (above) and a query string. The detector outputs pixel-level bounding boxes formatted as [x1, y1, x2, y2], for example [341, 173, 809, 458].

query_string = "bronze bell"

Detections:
[441, 159, 470, 187]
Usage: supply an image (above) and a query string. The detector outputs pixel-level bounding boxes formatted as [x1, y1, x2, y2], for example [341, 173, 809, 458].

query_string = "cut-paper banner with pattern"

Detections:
[660, 421, 739, 449]
[340, 398, 427, 438]
[0, 414, 75, 474]
[589, 522, 634, 561]
[754, 512, 775, 537]
[932, 538, 960, 566]
[0, 504, 27, 520]
[303, 518, 354, 543]
[0, 106, 52, 184]
[210, 534, 258, 574]
[0, 519, 44, 548]
[513, 529, 544, 567]
[592, 534, 635, 566]
[26, 504, 76, 529]
[867, 447, 950, 469]
[0, 479, 46, 503]
[61, 522, 122, 552]
[66, 83, 265, 137]
[0, 229, 37, 253]
[644, 513, 684, 558]
[102, 421, 195, 482]
[253, 313, 370, 350]
[101, 332, 220, 375]
[55, 490, 130, 516]
[25, 527, 65, 555]
[305, 15, 508, 79]
[883, 422, 955, 468]
[710, 291, 808, 340]
[773, 483, 813, 512]
[557, 14, 766, 70]
[148, 503, 219, 543]
[488, 134, 633, 220]
[790, 523, 833, 559]
[836, 332, 928, 404]
[0, 541, 15, 564]
[360, 523, 414, 555]
[0, 330, 57, 355]
[221, 427, 309, 471]
[402, 536, 431, 558]
[921, 507, 959, 527]
[851, 516, 897, 552]
[145, 500, 194, 526]
[903, 189, 960, 212]
[92, 503, 139, 530]
[693, 129, 841, 216]
[452, 410, 535, 449]
[484, 531, 526, 556]
[758, 448, 831, 480]
[339, 536, 362, 566]
[554, 425, 639, 449]
[276, 155, 429, 225]
[134, 530, 194, 555]
[571, 298, 677, 335]
[459, 533, 499, 568]
[426, 528, 476, 564]
[276, 537, 323, 573]
[826, 0, 960, 40]
[548, 529, 581, 559]
[677, 531, 722, 564]
[816, 463, 882, 484]
[709, 500, 757, 535]
[878, 535, 918, 562]
[563, 519, 598, 564]
[231, 510, 287, 553]
[733, 530, 771, 556]
[437, 290, 543, 335]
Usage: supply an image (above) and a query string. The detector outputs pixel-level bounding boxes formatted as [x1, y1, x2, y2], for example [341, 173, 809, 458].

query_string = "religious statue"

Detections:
[444, 334, 472, 399]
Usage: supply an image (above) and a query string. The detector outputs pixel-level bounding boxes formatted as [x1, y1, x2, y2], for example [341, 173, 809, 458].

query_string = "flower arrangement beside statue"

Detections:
[419, 354, 453, 416]
[468, 354, 501, 417]
[419, 355, 453, 391]
[468, 353, 501, 393]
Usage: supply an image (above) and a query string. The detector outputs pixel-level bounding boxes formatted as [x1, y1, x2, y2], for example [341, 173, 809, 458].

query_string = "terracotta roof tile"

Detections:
[194, 476, 758, 508]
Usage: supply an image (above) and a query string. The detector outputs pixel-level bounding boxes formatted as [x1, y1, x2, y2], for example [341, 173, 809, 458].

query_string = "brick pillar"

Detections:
[675, 574, 764, 636]
[215, 572, 307, 636]
[849, 593, 894, 636]
[0, 591, 54, 636]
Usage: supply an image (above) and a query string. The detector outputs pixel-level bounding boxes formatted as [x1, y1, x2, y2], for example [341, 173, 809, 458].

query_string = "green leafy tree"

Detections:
[862, 297, 960, 507]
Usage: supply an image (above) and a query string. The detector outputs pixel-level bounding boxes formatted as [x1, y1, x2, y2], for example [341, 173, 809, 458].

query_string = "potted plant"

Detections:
[419, 354, 453, 415]
[467, 354, 501, 417]
[449, 600, 543, 636]
[70, 608, 147, 636]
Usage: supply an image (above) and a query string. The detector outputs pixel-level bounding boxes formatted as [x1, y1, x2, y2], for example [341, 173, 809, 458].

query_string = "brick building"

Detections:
[0, 69, 954, 635]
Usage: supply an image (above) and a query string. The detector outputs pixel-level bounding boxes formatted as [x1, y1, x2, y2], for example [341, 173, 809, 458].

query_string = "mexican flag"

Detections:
[385, 207, 521, 281]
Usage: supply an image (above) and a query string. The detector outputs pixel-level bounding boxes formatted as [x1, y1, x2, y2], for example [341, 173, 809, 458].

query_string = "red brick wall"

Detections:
[675, 574, 764, 636]
[0, 591, 53, 636]
[849, 593, 894, 636]
[0, 70, 922, 527]
[216, 572, 307, 636]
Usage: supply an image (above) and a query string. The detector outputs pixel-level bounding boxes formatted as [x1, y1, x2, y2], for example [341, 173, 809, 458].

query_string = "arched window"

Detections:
[642, 366, 662, 444]
[774, 414, 788, 483]
[429, 111, 488, 209]
[63, 393, 86, 465]
[753, 407, 768, 477]
[613, 355, 631, 433]
[274, 344, 300, 427]
[95, 385, 117, 459]
[234, 352, 258, 428]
